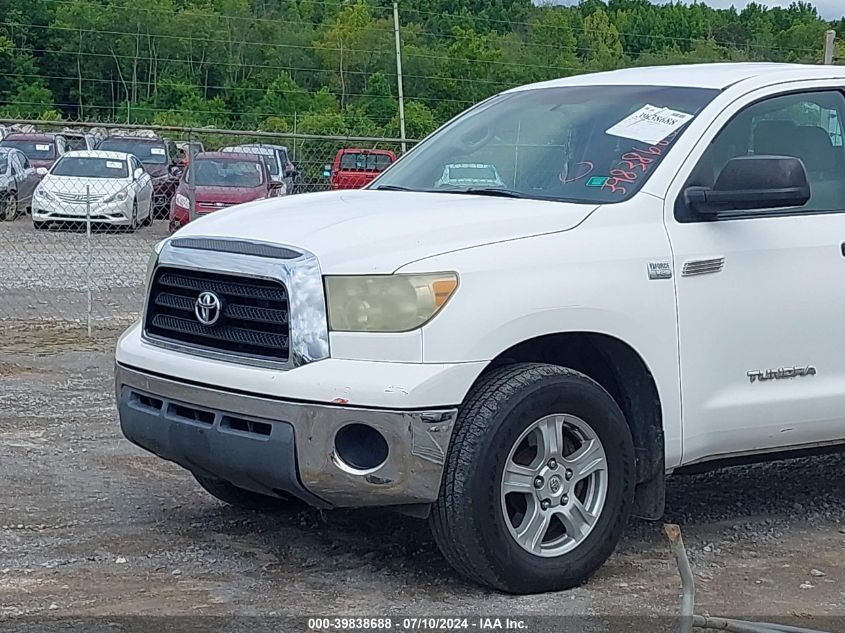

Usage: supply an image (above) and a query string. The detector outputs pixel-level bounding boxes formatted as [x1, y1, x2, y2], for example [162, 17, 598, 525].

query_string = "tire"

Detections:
[140, 200, 153, 227]
[193, 474, 303, 512]
[1, 192, 18, 221]
[127, 200, 138, 232]
[430, 363, 635, 594]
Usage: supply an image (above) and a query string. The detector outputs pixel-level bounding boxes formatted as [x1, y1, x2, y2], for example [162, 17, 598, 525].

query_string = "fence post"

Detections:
[188, 129, 197, 222]
[393, 2, 407, 154]
[85, 184, 93, 337]
[823, 30, 836, 64]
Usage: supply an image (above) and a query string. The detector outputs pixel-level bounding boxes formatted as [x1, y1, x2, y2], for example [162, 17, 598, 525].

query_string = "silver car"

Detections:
[0, 147, 40, 221]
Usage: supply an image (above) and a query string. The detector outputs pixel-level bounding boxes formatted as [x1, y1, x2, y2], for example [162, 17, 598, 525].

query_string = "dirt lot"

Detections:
[1, 218, 844, 631]
[0, 216, 167, 324]
[1, 326, 844, 633]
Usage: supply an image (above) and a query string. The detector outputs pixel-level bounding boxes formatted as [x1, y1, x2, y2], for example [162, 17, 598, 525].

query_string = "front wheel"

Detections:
[127, 200, 138, 231]
[140, 199, 153, 227]
[1, 192, 18, 221]
[430, 363, 635, 594]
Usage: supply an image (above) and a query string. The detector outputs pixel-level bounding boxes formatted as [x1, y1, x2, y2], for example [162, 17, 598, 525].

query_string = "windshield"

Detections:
[340, 152, 393, 172]
[64, 136, 88, 152]
[1, 139, 55, 160]
[97, 139, 167, 164]
[372, 85, 718, 203]
[223, 148, 279, 175]
[188, 159, 264, 187]
[51, 156, 129, 178]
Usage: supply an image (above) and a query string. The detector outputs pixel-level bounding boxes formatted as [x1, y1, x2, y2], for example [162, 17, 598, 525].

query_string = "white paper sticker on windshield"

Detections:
[35, 144, 51, 151]
[605, 105, 694, 145]
[106, 161, 123, 169]
[150, 147, 165, 155]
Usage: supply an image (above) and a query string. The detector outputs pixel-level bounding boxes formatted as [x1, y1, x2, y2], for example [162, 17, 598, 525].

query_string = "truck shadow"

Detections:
[170, 451, 845, 592]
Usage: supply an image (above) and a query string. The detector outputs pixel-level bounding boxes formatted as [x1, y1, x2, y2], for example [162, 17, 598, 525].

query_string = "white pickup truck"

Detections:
[116, 62, 845, 594]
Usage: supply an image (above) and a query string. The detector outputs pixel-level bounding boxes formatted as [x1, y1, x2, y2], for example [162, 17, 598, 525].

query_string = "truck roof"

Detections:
[513, 62, 845, 92]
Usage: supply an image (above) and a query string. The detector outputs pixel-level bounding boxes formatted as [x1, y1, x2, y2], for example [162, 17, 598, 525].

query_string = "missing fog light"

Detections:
[334, 423, 389, 472]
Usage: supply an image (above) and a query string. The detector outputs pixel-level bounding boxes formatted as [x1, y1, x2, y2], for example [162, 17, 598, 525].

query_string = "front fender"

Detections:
[400, 201, 683, 467]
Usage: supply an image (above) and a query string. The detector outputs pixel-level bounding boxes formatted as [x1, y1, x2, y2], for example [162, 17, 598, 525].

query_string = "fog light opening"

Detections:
[334, 423, 389, 473]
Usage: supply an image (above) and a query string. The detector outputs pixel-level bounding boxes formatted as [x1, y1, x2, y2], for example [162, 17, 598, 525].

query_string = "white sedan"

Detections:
[32, 150, 153, 231]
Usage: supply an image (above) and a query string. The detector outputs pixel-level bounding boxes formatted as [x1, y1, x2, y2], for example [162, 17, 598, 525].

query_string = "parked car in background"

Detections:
[32, 150, 153, 231]
[435, 163, 506, 189]
[175, 141, 205, 166]
[325, 148, 396, 190]
[221, 144, 299, 194]
[0, 133, 68, 173]
[96, 135, 181, 218]
[0, 147, 39, 220]
[59, 131, 98, 152]
[169, 151, 283, 233]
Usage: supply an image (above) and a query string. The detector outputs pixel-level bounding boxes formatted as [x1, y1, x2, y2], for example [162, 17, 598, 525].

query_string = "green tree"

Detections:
[581, 9, 625, 71]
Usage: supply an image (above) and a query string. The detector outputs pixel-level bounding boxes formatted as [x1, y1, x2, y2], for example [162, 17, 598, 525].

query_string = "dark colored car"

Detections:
[0, 133, 68, 172]
[325, 148, 396, 190]
[168, 151, 284, 233]
[96, 136, 182, 218]
[0, 147, 40, 220]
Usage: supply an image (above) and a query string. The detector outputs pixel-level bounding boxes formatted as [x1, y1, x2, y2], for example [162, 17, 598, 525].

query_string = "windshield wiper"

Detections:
[371, 184, 417, 192]
[452, 187, 527, 199]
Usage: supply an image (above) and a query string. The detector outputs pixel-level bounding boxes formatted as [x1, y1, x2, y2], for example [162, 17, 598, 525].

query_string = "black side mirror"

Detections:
[169, 164, 183, 177]
[685, 156, 810, 216]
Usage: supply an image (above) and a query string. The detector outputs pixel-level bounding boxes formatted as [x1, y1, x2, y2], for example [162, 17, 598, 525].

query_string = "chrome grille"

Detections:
[53, 191, 106, 204]
[144, 267, 290, 362]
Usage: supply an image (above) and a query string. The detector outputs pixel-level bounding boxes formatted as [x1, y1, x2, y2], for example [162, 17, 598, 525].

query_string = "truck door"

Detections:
[665, 88, 845, 465]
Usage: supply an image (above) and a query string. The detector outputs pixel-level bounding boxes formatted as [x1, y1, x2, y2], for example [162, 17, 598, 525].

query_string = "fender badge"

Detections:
[747, 366, 817, 383]
[647, 261, 672, 280]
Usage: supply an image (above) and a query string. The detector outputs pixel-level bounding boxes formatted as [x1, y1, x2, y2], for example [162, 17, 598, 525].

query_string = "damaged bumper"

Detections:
[115, 363, 458, 508]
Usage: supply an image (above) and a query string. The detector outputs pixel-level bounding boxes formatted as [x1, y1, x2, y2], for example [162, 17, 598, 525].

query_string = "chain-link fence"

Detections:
[0, 120, 411, 336]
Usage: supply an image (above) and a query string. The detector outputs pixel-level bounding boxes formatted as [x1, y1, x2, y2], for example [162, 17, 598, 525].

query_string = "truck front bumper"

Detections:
[116, 363, 458, 508]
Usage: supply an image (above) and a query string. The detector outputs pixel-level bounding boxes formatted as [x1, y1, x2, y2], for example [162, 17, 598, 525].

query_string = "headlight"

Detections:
[325, 273, 458, 332]
[103, 190, 128, 203]
[174, 193, 190, 209]
[34, 187, 54, 201]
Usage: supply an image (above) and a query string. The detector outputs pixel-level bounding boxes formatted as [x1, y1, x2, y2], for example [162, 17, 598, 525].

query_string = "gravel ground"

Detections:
[1, 220, 844, 631]
[1, 327, 844, 633]
[0, 216, 167, 324]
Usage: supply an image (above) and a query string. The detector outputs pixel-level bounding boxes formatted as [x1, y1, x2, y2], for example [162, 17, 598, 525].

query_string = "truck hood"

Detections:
[173, 189, 599, 274]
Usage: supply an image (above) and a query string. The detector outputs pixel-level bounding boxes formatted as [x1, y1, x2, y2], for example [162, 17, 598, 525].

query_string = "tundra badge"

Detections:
[747, 366, 817, 383]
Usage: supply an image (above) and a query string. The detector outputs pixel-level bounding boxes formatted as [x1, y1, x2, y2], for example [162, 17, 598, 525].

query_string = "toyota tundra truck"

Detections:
[116, 62, 845, 594]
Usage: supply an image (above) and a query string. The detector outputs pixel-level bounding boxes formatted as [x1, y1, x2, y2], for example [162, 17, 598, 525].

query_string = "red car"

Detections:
[169, 151, 283, 233]
[325, 148, 396, 190]
[0, 133, 68, 173]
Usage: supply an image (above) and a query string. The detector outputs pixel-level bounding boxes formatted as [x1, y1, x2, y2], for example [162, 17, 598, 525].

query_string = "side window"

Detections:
[9, 153, 21, 174]
[682, 90, 845, 219]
